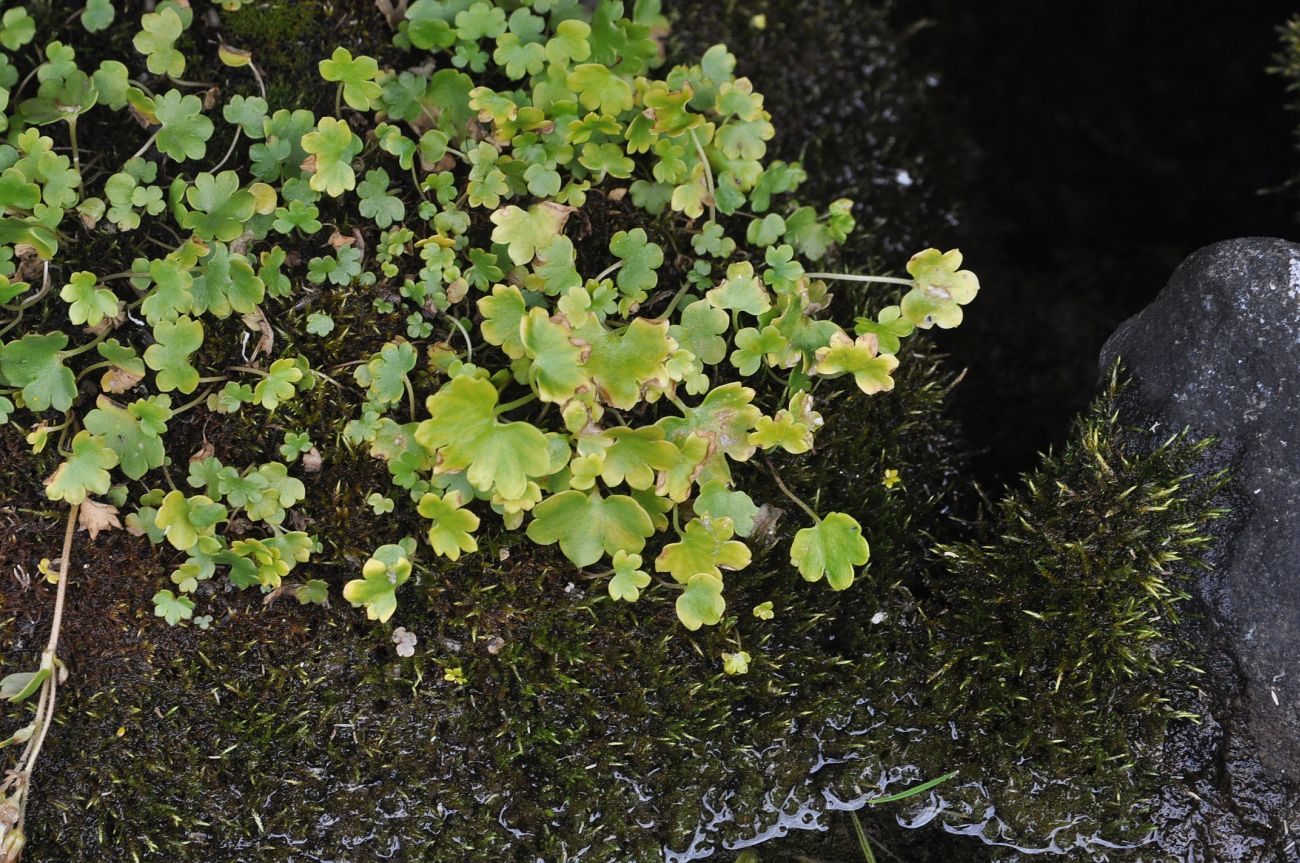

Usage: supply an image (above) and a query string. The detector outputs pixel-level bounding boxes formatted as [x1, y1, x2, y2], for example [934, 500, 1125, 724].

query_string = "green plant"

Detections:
[841, 771, 960, 863]
[850, 812, 879, 863]
[1273, 15, 1300, 174]
[0, 4, 980, 856]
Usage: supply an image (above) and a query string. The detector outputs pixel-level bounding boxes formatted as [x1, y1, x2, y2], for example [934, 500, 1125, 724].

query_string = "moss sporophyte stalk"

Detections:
[0, 0, 992, 857]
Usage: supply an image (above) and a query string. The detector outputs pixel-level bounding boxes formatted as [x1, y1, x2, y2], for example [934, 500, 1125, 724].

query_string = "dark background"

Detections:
[921, 1, 1300, 487]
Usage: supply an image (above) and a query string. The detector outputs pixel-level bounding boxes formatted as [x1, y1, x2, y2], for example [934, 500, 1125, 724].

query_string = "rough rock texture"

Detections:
[1101, 237, 1300, 781]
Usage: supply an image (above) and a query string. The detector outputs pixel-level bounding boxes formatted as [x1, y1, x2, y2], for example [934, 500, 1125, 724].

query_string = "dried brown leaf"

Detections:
[78, 498, 122, 541]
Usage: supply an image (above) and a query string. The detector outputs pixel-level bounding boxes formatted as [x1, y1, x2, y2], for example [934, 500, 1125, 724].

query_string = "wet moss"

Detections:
[7, 335, 970, 862]
[0, 1, 1234, 860]
[7, 353, 1230, 861]
[931, 365, 1226, 768]
[915, 366, 1228, 851]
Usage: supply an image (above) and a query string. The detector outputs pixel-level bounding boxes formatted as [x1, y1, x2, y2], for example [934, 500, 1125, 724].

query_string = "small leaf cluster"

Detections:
[0, 1, 977, 645]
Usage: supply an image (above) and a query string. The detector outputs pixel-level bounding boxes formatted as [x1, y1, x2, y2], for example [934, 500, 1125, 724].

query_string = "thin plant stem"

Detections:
[171, 386, 215, 416]
[33, 417, 72, 437]
[494, 392, 537, 415]
[249, 62, 267, 99]
[74, 360, 112, 382]
[62, 331, 109, 358]
[803, 272, 914, 287]
[328, 358, 368, 371]
[659, 279, 694, 320]
[17, 673, 53, 825]
[850, 811, 878, 863]
[56, 422, 73, 457]
[66, 118, 81, 180]
[403, 374, 417, 423]
[129, 129, 161, 161]
[448, 315, 473, 363]
[763, 456, 821, 523]
[689, 128, 717, 223]
[167, 77, 215, 88]
[0, 308, 24, 339]
[209, 126, 242, 173]
[411, 165, 430, 201]
[17, 502, 80, 824]
[44, 504, 76, 661]
[310, 369, 346, 390]
[10, 672, 49, 789]
[593, 260, 624, 282]
[12, 66, 38, 105]
[20, 262, 55, 309]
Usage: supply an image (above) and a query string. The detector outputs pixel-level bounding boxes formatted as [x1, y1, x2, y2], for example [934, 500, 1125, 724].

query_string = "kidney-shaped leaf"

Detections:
[526, 489, 654, 568]
[790, 511, 870, 590]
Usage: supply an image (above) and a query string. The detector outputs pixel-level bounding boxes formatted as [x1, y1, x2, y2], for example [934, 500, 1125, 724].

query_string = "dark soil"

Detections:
[915, 0, 1299, 487]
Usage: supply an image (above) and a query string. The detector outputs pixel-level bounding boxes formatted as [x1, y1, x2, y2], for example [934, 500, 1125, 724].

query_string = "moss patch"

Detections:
[4, 359, 1229, 862]
[8, 343, 970, 862]
[0, 1, 1230, 860]
[220, 0, 399, 113]
[932, 365, 1226, 768]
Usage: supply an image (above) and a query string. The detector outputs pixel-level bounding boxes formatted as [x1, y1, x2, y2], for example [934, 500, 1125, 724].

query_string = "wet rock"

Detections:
[1100, 237, 1300, 781]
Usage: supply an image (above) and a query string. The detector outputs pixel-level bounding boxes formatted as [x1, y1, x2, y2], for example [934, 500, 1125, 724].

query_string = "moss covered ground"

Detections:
[0, 355, 1225, 862]
[0, 1, 1232, 860]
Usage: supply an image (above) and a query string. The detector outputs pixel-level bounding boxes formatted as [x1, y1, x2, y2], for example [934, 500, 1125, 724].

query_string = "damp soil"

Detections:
[2, 1, 1294, 862]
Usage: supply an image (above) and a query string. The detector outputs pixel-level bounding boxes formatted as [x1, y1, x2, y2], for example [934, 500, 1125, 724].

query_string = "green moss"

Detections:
[1272, 15, 1300, 168]
[917, 364, 1227, 845]
[931, 365, 1225, 766]
[10, 358, 1229, 862]
[220, 0, 324, 111]
[220, 0, 399, 113]
[0, 2, 1230, 860]
[11, 339, 968, 862]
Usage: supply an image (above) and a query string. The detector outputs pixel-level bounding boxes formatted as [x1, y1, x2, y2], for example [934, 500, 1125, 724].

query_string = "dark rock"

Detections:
[1100, 237, 1300, 781]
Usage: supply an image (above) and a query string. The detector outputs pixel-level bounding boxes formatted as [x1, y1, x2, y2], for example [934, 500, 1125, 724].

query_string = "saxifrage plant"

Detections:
[0, 2, 978, 857]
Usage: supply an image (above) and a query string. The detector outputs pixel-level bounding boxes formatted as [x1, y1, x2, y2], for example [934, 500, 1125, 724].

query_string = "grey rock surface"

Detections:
[1100, 237, 1300, 781]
